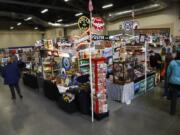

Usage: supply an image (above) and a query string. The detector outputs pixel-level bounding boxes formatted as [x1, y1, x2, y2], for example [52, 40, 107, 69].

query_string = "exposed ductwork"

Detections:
[0, 1, 169, 28]
[104, 1, 168, 22]
[0, 11, 77, 28]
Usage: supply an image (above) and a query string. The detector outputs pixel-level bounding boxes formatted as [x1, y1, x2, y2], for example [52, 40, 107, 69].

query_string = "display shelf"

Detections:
[134, 73, 155, 96]
[79, 58, 89, 60]
[92, 57, 108, 120]
[80, 64, 89, 67]
[113, 61, 134, 85]
[78, 56, 90, 74]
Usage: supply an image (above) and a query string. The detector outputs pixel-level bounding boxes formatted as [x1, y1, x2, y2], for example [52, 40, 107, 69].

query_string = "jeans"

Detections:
[169, 83, 180, 115]
[163, 77, 169, 96]
[9, 84, 22, 98]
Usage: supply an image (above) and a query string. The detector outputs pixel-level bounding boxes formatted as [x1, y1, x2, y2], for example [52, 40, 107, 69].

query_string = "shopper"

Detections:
[149, 50, 162, 70]
[167, 51, 180, 115]
[163, 53, 173, 97]
[2, 57, 23, 100]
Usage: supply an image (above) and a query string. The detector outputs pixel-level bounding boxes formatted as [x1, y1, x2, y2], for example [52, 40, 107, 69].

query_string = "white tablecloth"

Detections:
[107, 80, 134, 105]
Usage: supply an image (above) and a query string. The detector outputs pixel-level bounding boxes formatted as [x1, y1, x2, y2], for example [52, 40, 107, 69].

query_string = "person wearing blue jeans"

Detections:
[163, 53, 173, 97]
[167, 51, 180, 115]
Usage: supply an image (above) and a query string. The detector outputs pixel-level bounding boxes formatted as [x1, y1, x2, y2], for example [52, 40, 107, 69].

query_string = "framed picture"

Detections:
[139, 34, 146, 43]
[113, 61, 134, 84]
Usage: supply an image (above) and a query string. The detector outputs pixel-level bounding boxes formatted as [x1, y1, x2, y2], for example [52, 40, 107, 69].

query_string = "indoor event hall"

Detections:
[0, 0, 180, 135]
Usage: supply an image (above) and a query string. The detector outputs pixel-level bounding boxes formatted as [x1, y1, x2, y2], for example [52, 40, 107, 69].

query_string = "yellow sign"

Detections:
[78, 16, 90, 31]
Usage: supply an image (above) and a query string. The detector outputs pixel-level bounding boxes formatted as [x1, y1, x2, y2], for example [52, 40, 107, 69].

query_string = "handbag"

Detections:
[161, 63, 166, 77]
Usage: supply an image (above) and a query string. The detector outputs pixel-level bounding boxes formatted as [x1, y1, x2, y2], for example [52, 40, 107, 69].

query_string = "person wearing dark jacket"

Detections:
[167, 51, 180, 115]
[2, 57, 23, 100]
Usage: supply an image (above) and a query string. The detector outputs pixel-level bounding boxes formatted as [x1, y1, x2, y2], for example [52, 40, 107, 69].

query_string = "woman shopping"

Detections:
[167, 51, 180, 115]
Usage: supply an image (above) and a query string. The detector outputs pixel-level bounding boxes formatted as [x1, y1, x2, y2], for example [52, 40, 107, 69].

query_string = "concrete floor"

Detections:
[0, 80, 180, 135]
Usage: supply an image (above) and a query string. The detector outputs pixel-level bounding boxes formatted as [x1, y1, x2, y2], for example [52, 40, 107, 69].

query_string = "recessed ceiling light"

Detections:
[102, 4, 113, 9]
[41, 9, 48, 14]
[24, 17, 32, 21]
[34, 27, 38, 30]
[10, 26, 14, 30]
[57, 19, 63, 22]
[75, 12, 83, 17]
[64, 0, 69, 2]
[17, 22, 22, 26]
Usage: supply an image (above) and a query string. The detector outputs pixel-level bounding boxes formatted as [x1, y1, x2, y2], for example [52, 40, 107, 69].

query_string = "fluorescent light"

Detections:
[64, 0, 69, 2]
[17, 22, 22, 26]
[48, 22, 62, 27]
[75, 12, 83, 17]
[116, 10, 132, 15]
[34, 27, 38, 30]
[10, 26, 14, 30]
[102, 3, 113, 9]
[64, 23, 78, 27]
[24, 17, 32, 21]
[41, 9, 48, 14]
[57, 19, 63, 22]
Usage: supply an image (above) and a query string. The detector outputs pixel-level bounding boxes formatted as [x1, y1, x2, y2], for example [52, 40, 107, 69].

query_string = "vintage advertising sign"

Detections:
[92, 17, 105, 31]
[78, 16, 90, 31]
[92, 34, 109, 40]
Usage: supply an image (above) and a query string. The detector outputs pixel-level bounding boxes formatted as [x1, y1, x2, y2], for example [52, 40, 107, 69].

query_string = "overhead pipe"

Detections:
[0, 0, 83, 12]
[0, 11, 77, 28]
[105, 1, 168, 22]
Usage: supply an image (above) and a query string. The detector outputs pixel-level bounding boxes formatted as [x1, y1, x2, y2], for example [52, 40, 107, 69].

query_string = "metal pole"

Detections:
[145, 41, 147, 93]
[89, 12, 94, 123]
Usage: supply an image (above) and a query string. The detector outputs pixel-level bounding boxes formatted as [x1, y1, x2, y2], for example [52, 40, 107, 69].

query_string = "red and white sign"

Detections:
[92, 17, 105, 31]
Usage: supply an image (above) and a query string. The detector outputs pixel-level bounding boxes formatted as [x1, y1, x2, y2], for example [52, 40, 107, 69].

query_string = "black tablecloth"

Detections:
[23, 73, 39, 89]
[43, 80, 60, 101]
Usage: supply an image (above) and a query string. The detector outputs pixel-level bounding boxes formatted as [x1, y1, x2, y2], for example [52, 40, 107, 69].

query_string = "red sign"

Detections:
[92, 17, 105, 31]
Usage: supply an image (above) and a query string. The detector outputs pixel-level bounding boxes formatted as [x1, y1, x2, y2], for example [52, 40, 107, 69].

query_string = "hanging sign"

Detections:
[92, 34, 109, 40]
[92, 17, 105, 31]
[78, 16, 90, 31]
[123, 21, 133, 32]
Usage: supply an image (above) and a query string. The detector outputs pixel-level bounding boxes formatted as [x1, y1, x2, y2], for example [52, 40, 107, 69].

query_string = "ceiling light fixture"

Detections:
[64, 0, 69, 2]
[24, 17, 32, 21]
[48, 22, 62, 27]
[10, 26, 14, 30]
[57, 19, 63, 22]
[102, 3, 113, 9]
[75, 12, 83, 17]
[115, 10, 132, 15]
[17, 22, 22, 26]
[34, 27, 38, 30]
[41, 9, 48, 14]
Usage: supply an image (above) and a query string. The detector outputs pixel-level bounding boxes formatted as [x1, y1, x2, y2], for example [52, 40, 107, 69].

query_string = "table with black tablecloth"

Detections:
[23, 73, 39, 89]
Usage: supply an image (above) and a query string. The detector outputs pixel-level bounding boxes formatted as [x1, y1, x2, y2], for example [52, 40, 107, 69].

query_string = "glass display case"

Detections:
[113, 60, 134, 85]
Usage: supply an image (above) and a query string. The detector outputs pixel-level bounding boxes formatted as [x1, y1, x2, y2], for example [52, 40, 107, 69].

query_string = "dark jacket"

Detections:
[2, 62, 20, 85]
[150, 53, 162, 69]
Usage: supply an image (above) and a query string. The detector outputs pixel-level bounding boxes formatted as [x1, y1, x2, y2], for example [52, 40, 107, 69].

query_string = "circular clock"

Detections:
[62, 57, 71, 70]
